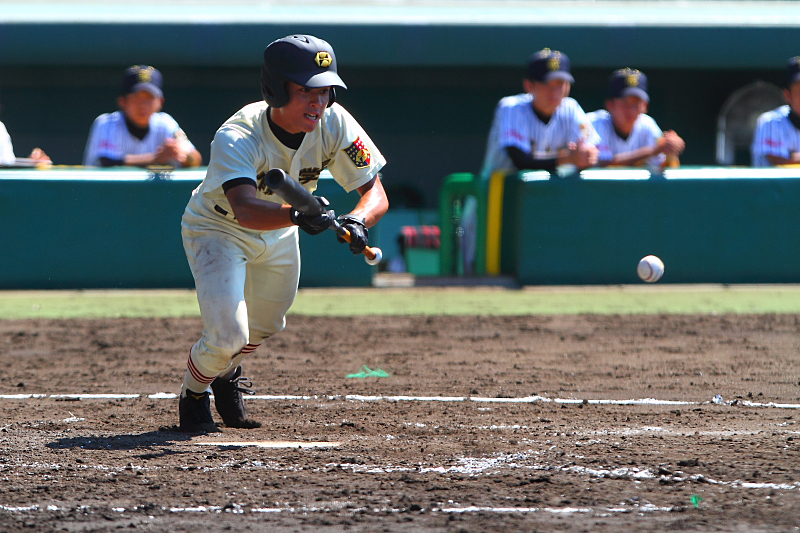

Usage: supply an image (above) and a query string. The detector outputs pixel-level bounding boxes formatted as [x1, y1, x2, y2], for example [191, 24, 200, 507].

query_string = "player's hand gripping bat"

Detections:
[265, 168, 383, 265]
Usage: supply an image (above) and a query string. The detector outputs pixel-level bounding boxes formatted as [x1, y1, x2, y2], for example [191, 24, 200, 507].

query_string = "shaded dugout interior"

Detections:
[1, 3, 799, 210]
[0, 63, 786, 209]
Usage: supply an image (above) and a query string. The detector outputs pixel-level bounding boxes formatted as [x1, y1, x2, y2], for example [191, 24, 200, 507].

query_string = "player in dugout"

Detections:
[480, 48, 599, 179]
[751, 56, 800, 167]
[459, 49, 599, 275]
[587, 68, 684, 171]
[83, 65, 201, 168]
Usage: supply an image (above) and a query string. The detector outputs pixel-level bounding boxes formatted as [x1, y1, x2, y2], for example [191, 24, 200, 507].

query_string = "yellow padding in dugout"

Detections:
[485, 171, 505, 275]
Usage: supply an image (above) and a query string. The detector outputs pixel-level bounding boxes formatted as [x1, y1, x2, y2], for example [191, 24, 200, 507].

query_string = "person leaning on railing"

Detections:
[587, 68, 684, 172]
[82, 65, 201, 169]
[479, 48, 599, 179]
[752, 57, 800, 167]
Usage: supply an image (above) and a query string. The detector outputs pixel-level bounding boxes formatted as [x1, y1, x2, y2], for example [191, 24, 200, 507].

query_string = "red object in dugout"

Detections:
[399, 225, 440, 249]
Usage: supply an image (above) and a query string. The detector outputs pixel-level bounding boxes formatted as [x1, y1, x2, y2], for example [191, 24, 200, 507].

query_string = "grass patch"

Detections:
[2, 284, 800, 319]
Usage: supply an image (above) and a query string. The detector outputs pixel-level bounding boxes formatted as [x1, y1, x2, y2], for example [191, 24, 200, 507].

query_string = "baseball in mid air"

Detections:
[637, 255, 664, 282]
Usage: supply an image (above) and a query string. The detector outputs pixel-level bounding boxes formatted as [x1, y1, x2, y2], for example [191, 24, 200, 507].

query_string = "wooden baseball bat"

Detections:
[265, 168, 383, 265]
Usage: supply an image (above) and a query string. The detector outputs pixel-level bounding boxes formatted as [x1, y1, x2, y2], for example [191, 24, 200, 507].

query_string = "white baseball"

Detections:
[637, 255, 664, 282]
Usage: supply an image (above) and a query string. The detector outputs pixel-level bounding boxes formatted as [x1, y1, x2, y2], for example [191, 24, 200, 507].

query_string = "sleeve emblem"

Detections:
[343, 137, 371, 169]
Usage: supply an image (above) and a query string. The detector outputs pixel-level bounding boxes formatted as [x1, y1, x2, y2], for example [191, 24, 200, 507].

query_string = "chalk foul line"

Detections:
[0, 502, 688, 516]
[1, 393, 799, 409]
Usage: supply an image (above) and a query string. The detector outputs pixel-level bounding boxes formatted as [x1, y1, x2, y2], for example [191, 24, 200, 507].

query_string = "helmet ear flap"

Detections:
[327, 87, 336, 108]
[261, 62, 289, 108]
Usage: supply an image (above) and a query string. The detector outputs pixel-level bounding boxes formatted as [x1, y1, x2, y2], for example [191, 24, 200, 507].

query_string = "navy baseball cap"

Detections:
[121, 65, 163, 98]
[526, 49, 574, 84]
[607, 68, 649, 102]
[786, 57, 800, 88]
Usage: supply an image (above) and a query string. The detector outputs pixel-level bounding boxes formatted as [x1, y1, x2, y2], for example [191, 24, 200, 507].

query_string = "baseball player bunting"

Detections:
[176, 35, 389, 433]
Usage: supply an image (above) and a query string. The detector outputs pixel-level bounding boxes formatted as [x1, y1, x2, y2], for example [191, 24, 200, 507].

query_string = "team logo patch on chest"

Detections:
[343, 137, 371, 169]
[299, 159, 331, 185]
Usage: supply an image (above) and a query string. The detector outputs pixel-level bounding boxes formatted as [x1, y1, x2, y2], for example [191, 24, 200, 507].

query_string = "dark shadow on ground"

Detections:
[46, 429, 197, 450]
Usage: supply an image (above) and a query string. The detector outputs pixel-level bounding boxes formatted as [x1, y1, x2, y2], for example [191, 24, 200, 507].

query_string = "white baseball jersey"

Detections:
[587, 109, 665, 169]
[0, 121, 15, 165]
[480, 93, 599, 177]
[83, 110, 196, 167]
[751, 105, 800, 167]
[181, 100, 385, 384]
[187, 101, 384, 223]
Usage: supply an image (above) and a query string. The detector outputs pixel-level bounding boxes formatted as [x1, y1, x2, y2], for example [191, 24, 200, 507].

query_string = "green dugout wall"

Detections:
[0, 169, 374, 289]
[5, 166, 800, 290]
[441, 167, 800, 285]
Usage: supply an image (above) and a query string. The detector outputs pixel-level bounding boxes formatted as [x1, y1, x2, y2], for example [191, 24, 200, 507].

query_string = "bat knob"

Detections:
[365, 247, 382, 266]
[264, 168, 288, 189]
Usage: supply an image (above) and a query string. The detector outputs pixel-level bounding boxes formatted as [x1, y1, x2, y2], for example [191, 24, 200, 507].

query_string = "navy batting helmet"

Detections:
[261, 34, 347, 108]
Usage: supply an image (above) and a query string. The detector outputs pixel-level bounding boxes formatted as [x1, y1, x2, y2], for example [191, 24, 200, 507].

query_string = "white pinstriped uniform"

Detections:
[0, 122, 14, 165]
[751, 105, 800, 167]
[83, 110, 196, 167]
[181, 100, 385, 388]
[480, 93, 598, 177]
[587, 110, 665, 170]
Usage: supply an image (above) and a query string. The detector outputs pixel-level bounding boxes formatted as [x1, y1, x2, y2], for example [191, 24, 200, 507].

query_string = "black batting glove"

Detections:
[336, 214, 369, 254]
[290, 196, 335, 235]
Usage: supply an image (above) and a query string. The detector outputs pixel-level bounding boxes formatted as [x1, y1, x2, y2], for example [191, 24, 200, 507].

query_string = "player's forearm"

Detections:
[223, 181, 295, 230]
[506, 146, 557, 172]
[351, 175, 389, 227]
[98, 157, 125, 167]
[123, 152, 159, 167]
[122, 150, 201, 168]
[230, 198, 296, 231]
[765, 153, 800, 166]
[603, 145, 661, 167]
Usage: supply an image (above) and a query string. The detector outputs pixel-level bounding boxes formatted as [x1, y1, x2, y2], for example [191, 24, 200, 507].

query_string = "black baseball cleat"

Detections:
[210, 365, 262, 429]
[179, 390, 222, 433]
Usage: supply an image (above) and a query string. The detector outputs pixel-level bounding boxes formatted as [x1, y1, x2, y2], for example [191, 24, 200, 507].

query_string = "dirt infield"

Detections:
[1, 314, 800, 532]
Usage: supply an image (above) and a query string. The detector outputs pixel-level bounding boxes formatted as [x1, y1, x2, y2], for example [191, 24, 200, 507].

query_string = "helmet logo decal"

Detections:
[315, 51, 332, 68]
[343, 137, 371, 169]
[621, 68, 640, 87]
[136, 67, 153, 82]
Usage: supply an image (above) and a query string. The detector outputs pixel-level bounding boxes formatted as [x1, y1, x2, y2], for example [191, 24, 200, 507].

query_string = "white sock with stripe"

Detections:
[181, 349, 217, 397]
[219, 343, 261, 380]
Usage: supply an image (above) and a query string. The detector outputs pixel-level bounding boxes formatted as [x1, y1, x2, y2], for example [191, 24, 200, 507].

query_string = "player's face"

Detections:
[271, 82, 331, 134]
[117, 91, 163, 128]
[783, 83, 800, 115]
[607, 96, 647, 134]
[527, 79, 571, 116]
